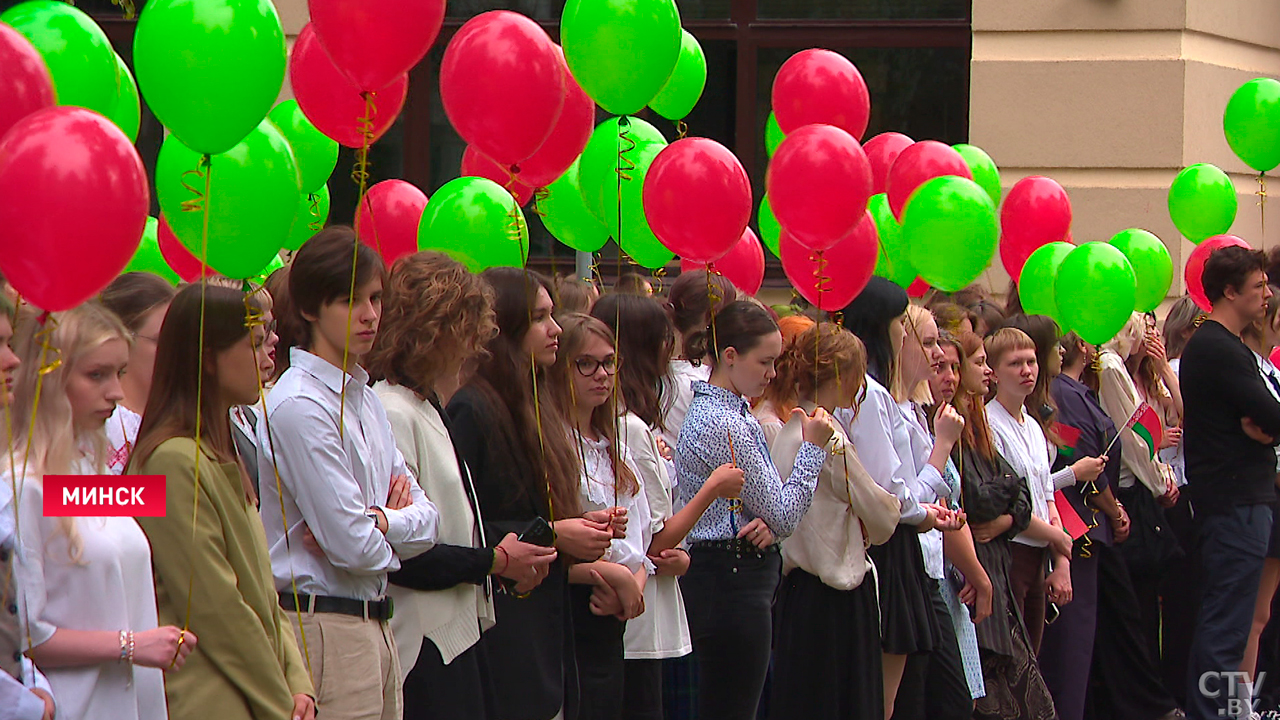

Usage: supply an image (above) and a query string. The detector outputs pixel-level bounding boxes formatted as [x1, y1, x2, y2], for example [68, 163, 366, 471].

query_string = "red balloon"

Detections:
[682, 228, 766, 295]
[907, 277, 930, 299]
[780, 211, 878, 311]
[772, 49, 871, 141]
[461, 146, 534, 207]
[864, 132, 913, 196]
[440, 11, 564, 166]
[0, 107, 148, 311]
[1185, 234, 1251, 312]
[516, 49, 595, 188]
[291, 24, 408, 149]
[643, 137, 753, 264]
[1270, 345, 1280, 368]
[885, 140, 972, 219]
[0, 24, 54, 143]
[355, 179, 428, 266]
[767, 124, 872, 252]
[309, 0, 445, 93]
[158, 215, 213, 282]
[1000, 176, 1072, 278]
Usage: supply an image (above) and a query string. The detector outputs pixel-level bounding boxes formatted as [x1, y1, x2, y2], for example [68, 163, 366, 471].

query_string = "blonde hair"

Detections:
[892, 304, 936, 405]
[9, 303, 131, 561]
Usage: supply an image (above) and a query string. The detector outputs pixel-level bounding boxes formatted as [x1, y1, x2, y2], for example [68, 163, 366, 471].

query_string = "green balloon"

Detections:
[1018, 241, 1074, 322]
[1, 1, 116, 116]
[1108, 229, 1172, 313]
[269, 100, 338, 194]
[156, 119, 300, 279]
[418, 176, 530, 272]
[579, 117, 667, 225]
[284, 185, 331, 252]
[1168, 163, 1237, 243]
[765, 112, 785, 158]
[953, 143, 1001, 206]
[648, 30, 706, 121]
[541, 160, 610, 252]
[869, 193, 915, 289]
[902, 176, 998, 292]
[1055, 242, 1137, 345]
[134, 0, 286, 155]
[249, 253, 285, 286]
[614, 142, 675, 269]
[561, 0, 682, 116]
[1224, 78, 1280, 173]
[124, 217, 182, 285]
[758, 195, 780, 258]
[105, 52, 141, 143]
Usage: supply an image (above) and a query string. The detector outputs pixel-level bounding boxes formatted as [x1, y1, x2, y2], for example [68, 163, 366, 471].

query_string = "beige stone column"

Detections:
[970, 0, 1280, 299]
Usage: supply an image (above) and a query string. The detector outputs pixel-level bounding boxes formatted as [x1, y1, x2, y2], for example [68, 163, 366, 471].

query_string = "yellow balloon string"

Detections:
[339, 93, 377, 442]
[15, 312, 59, 669]
[1258, 172, 1268, 249]
[307, 193, 324, 233]
[175, 155, 213, 666]
[501, 166, 529, 263]
[676, 120, 689, 141]
[244, 293, 315, 682]
[650, 266, 667, 295]
[616, 118, 635, 284]
[109, 0, 136, 20]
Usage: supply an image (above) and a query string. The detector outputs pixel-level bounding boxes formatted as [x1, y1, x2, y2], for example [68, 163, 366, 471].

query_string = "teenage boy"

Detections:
[1182, 245, 1280, 720]
[259, 228, 439, 720]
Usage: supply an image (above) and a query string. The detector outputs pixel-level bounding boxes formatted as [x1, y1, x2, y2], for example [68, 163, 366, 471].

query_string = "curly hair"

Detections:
[765, 322, 867, 417]
[365, 252, 497, 395]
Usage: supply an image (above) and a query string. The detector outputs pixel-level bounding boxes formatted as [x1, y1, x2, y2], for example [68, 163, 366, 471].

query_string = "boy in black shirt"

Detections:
[1182, 245, 1280, 720]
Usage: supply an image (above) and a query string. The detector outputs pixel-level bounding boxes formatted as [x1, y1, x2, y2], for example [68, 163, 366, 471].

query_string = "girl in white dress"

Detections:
[10, 302, 194, 720]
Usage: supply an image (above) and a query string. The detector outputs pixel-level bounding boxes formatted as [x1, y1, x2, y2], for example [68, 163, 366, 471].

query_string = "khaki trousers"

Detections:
[294, 612, 402, 720]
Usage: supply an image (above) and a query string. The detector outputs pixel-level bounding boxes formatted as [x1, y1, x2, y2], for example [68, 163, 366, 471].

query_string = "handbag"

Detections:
[1115, 478, 1184, 576]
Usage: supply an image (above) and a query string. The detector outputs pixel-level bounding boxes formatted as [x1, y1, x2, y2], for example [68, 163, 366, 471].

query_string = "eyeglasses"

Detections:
[575, 356, 618, 377]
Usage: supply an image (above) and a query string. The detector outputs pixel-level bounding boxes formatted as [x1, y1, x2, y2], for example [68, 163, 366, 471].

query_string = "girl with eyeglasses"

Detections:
[547, 313, 651, 720]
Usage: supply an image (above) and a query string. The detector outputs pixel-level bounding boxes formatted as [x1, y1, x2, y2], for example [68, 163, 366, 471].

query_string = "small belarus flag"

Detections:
[1125, 402, 1163, 460]
[1053, 422, 1082, 460]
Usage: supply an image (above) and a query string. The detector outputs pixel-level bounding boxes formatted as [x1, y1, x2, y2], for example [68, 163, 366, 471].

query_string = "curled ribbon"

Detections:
[1258, 173, 1268, 242]
[307, 193, 324, 232]
[676, 120, 688, 140]
[350, 92, 375, 189]
[650, 266, 667, 295]
[179, 155, 213, 214]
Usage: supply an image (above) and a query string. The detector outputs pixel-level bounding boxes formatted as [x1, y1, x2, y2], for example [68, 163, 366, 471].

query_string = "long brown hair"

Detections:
[955, 330, 996, 460]
[469, 267, 581, 519]
[591, 293, 674, 430]
[129, 284, 263, 474]
[547, 313, 639, 496]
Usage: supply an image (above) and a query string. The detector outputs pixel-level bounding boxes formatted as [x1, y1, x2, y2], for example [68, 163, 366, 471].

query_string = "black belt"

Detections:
[689, 538, 779, 556]
[279, 592, 394, 621]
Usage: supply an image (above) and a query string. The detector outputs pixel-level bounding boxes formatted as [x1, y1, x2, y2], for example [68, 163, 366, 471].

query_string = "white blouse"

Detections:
[13, 456, 167, 720]
[104, 405, 141, 476]
[618, 412, 692, 660]
[986, 399, 1054, 549]
[576, 431, 654, 575]
[838, 378, 948, 579]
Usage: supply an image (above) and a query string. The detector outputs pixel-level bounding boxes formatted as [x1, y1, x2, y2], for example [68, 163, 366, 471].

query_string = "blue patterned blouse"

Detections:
[676, 381, 826, 543]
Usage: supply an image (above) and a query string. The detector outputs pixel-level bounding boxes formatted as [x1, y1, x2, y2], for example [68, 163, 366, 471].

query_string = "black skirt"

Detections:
[867, 524, 939, 655]
[571, 583, 626, 720]
[770, 568, 883, 720]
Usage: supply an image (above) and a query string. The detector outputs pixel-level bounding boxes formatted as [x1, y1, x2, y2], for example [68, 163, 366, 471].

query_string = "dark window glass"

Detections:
[756, 0, 969, 21]
[446, 0, 565, 21]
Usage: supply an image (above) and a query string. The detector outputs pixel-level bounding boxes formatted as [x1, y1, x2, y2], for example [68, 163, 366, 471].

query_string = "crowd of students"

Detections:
[3, 226, 1280, 720]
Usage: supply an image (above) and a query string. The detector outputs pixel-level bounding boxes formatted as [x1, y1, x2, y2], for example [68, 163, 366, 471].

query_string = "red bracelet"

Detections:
[494, 545, 510, 575]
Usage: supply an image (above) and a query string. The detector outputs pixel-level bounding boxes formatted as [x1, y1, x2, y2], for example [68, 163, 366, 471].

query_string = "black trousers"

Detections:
[891, 579, 973, 720]
[623, 659, 663, 720]
[402, 635, 495, 720]
[1086, 542, 1178, 720]
[680, 546, 781, 720]
[572, 584, 626, 720]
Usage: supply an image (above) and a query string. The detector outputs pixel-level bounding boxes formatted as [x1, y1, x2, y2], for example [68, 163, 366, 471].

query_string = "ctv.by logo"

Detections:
[1199, 670, 1265, 717]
